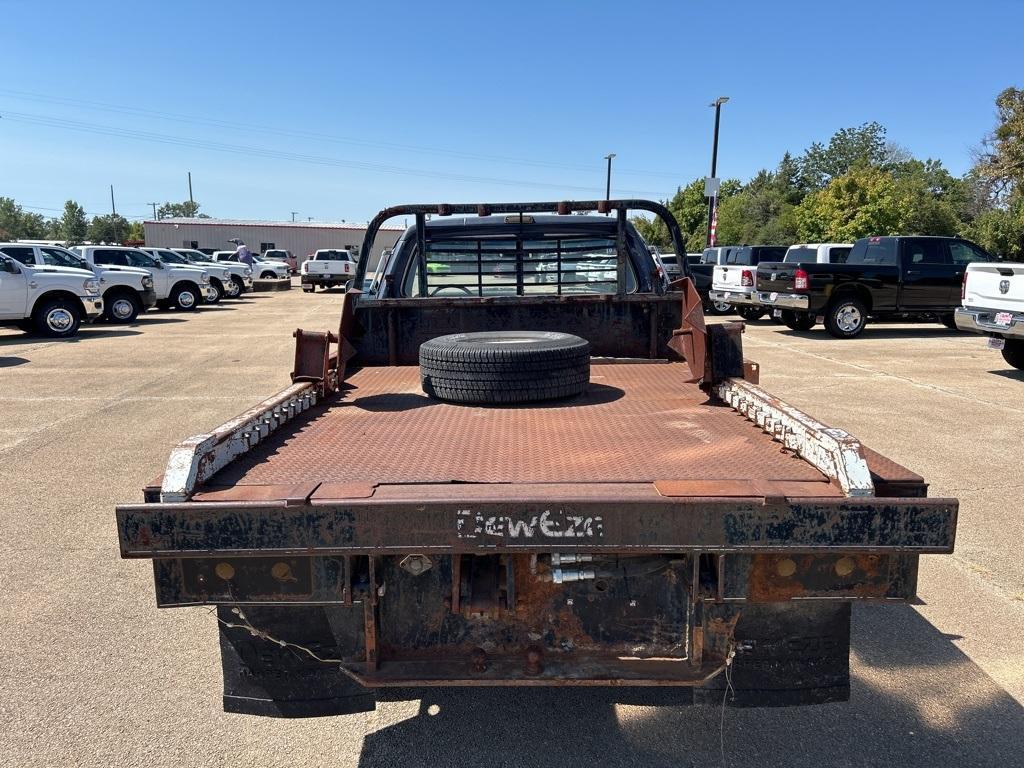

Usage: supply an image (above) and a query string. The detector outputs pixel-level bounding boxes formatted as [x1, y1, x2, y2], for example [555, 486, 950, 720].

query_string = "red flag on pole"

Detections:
[709, 199, 718, 246]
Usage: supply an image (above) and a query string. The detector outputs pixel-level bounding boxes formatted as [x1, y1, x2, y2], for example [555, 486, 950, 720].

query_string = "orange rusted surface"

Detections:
[746, 553, 890, 602]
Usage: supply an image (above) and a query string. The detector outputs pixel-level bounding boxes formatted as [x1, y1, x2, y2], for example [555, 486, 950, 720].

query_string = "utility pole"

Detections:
[604, 153, 616, 214]
[110, 185, 119, 244]
[187, 171, 194, 212]
[291, 211, 298, 222]
[148, 202, 158, 220]
[705, 96, 729, 248]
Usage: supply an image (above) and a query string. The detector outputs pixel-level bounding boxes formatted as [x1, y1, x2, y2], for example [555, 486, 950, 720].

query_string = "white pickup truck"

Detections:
[173, 249, 253, 297]
[709, 245, 787, 320]
[74, 246, 210, 312]
[0, 252, 103, 337]
[0, 243, 156, 323]
[300, 249, 356, 292]
[955, 261, 1024, 370]
[212, 251, 291, 280]
[144, 248, 231, 304]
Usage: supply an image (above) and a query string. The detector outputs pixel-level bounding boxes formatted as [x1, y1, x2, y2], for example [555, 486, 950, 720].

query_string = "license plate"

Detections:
[988, 337, 1006, 350]
[994, 312, 1013, 327]
[769, 292, 779, 302]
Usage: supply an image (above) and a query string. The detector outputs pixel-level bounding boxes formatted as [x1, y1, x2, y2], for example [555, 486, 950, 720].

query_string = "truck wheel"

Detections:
[824, 297, 868, 339]
[207, 279, 224, 304]
[33, 297, 82, 338]
[736, 306, 767, 321]
[781, 310, 815, 332]
[261, 270, 276, 279]
[229, 275, 245, 297]
[171, 283, 200, 311]
[420, 331, 590, 404]
[105, 290, 141, 323]
[1002, 339, 1024, 370]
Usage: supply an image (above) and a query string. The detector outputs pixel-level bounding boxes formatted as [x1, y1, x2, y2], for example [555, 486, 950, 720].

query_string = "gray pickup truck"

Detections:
[117, 200, 955, 718]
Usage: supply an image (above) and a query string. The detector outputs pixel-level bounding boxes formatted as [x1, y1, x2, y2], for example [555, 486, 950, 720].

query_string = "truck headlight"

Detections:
[200, 274, 211, 284]
[142, 276, 154, 288]
[243, 268, 252, 277]
[83, 279, 100, 294]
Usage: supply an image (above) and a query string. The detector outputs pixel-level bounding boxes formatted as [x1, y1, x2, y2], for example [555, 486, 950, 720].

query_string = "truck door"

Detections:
[0, 257, 29, 318]
[899, 239, 952, 309]
[946, 240, 994, 304]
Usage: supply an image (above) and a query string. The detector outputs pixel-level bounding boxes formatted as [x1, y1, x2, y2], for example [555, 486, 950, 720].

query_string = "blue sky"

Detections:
[1, 0, 1019, 223]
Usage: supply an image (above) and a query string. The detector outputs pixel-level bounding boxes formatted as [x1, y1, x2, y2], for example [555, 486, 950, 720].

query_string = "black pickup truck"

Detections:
[756, 236, 996, 337]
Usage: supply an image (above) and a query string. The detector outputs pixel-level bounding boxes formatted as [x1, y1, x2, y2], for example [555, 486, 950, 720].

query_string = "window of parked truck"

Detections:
[829, 247, 851, 263]
[0, 246, 37, 264]
[404, 234, 636, 297]
[904, 239, 949, 265]
[948, 241, 991, 264]
[93, 249, 128, 266]
[848, 238, 896, 265]
[726, 247, 752, 265]
[40, 247, 87, 269]
[784, 247, 816, 263]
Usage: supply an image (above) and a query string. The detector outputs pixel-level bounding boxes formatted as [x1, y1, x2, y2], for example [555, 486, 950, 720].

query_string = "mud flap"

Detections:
[218, 605, 375, 717]
[695, 602, 851, 707]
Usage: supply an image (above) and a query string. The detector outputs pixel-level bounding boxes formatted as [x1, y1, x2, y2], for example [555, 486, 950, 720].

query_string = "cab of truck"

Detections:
[0, 250, 103, 337]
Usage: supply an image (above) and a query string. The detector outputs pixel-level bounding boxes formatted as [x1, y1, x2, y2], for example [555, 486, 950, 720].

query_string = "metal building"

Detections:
[143, 218, 405, 267]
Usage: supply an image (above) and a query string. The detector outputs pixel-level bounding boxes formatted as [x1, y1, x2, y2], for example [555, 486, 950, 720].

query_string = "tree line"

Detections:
[0, 199, 206, 244]
[633, 87, 1024, 258]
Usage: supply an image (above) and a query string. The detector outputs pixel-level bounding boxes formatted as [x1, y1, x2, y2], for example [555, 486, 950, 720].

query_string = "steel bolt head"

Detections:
[214, 562, 235, 580]
[835, 556, 856, 577]
[775, 558, 797, 578]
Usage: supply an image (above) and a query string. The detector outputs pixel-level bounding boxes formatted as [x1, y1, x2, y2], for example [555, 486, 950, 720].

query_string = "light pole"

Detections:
[604, 153, 616, 215]
[705, 96, 729, 247]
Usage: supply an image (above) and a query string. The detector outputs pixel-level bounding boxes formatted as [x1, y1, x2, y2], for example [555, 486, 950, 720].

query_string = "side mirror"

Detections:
[0, 258, 19, 274]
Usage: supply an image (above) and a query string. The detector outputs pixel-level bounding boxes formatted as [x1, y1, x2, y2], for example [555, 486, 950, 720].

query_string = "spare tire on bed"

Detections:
[420, 331, 590, 404]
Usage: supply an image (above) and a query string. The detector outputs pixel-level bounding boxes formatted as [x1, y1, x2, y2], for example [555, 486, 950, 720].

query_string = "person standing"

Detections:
[231, 238, 254, 269]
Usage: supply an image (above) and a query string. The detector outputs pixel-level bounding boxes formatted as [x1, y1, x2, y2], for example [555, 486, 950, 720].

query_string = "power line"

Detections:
[0, 87, 687, 180]
[0, 109, 669, 198]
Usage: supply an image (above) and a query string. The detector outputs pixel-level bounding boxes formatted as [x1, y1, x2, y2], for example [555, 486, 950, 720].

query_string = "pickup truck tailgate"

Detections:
[305, 261, 354, 276]
[713, 264, 753, 291]
[755, 261, 797, 293]
[964, 262, 1024, 311]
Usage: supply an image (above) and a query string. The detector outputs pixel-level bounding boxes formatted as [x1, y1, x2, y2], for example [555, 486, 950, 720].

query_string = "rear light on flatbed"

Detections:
[794, 268, 809, 291]
[741, 269, 754, 287]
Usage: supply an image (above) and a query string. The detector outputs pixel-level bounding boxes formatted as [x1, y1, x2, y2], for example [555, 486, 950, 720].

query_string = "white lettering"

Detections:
[454, 509, 604, 540]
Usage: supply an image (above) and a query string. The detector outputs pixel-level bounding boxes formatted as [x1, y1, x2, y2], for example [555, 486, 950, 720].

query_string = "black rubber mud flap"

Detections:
[695, 602, 851, 707]
[218, 605, 375, 717]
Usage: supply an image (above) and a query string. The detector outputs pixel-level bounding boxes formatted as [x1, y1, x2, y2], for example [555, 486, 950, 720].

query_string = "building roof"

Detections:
[145, 218, 404, 231]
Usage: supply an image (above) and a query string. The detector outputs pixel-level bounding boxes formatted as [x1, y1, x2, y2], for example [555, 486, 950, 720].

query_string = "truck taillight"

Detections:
[961, 270, 967, 300]
[741, 269, 754, 287]
[794, 268, 809, 291]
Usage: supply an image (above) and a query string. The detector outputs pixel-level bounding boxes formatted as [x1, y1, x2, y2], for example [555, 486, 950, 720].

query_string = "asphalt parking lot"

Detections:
[1, 287, 1022, 768]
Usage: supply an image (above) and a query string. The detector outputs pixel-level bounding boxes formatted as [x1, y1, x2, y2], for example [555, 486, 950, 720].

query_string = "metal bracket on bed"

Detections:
[714, 378, 875, 497]
[160, 384, 319, 502]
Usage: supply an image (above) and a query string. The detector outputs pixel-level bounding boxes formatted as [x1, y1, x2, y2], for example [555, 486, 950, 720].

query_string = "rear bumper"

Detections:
[302, 273, 350, 285]
[709, 289, 758, 306]
[955, 307, 1024, 338]
[757, 291, 810, 311]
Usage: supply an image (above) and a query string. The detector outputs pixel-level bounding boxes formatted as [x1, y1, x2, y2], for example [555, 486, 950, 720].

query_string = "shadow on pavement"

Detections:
[356, 604, 1023, 768]
[0, 356, 29, 367]
[990, 368, 1024, 381]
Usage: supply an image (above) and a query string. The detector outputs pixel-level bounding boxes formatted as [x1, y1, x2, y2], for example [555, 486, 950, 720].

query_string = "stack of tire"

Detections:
[419, 331, 590, 405]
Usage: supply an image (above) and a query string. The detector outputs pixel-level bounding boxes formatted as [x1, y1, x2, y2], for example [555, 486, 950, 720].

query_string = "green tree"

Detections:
[58, 200, 88, 242]
[125, 221, 145, 242]
[794, 165, 904, 241]
[0, 197, 47, 239]
[88, 214, 131, 243]
[975, 86, 1024, 202]
[798, 122, 888, 191]
[157, 200, 205, 219]
[967, 198, 1024, 258]
[630, 177, 740, 252]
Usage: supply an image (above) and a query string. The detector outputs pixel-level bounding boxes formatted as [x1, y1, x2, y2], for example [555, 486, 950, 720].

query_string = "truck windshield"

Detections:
[157, 251, 187, 264]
